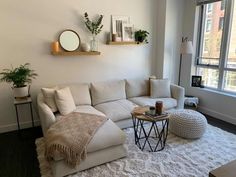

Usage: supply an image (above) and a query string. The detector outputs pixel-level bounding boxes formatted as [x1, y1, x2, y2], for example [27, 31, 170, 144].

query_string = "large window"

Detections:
[196, 0, 236, 93]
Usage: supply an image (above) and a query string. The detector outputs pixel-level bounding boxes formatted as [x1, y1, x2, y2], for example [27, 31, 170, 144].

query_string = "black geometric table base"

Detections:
[132, 114, 169, 152]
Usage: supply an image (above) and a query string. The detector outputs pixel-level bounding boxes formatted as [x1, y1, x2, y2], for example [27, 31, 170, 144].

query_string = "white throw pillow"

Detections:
[41, 86, 58, 112]
[55, 87, 76, 115]
[150, 79, 171, 98]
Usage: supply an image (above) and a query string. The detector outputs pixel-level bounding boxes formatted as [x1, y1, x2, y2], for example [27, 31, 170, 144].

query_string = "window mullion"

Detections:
[218, 0, 233, 90]
[197, 5, 206, 65]
[224, 67, 236, 71]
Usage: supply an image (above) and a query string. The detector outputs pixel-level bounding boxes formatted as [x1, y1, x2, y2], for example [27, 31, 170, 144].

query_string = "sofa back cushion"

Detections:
[91, 80, 126, 106]
[65, 83, 91, 106]
[125, 79, 149, 98]
[60, 83, 91, 106]
[150, 79, 171, 98]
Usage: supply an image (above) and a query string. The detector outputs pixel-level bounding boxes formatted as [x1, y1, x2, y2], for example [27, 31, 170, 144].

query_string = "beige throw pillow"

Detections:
[150, 79, 171, 98]
[55, 87, 76, 115]
[41, 86, 58, 112]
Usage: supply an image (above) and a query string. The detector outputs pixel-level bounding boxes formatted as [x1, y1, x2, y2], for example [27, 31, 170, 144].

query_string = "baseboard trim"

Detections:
[0, 120, 41, 133]
[198, 106, 236, 125]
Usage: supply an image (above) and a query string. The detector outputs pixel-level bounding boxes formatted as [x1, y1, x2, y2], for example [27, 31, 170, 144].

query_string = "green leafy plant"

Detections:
[135, 30, 149, 44]
[84, 12, 104, 35]
[0, 63, 38, 88]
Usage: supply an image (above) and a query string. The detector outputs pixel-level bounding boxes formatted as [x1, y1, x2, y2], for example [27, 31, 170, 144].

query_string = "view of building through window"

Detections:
[197, 0, 236, 93]
[200, 1, 224, 65]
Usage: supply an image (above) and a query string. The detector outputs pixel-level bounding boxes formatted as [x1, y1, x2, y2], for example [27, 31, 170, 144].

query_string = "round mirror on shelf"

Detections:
[59, 30, 81, 51]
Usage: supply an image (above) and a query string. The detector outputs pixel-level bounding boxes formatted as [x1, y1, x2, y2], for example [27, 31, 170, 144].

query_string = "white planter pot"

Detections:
[13, 86, 29, 98]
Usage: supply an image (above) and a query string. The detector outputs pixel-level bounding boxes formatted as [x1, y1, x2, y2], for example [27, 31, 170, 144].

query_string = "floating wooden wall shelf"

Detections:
[51, 51, 101, 56]
[107, 41, 143, 45]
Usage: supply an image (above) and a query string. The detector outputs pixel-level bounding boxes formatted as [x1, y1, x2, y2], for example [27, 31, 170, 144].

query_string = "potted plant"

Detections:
[84, 12, 104, 51]
[0, 63, 38, 98]
[135, 30, 149, 44]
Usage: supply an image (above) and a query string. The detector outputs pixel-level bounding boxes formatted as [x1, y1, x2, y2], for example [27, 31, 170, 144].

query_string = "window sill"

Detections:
[192, 87, 236, 98]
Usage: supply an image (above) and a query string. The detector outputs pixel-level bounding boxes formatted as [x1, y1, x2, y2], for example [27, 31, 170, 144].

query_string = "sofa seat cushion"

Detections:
[94, 99, 137, 122]
[55, 105, 106, 119]
[53, 119, 126, 161]
[88, 119, 126, 152]
[129, 96, 177, 110]
[74, 105, 105, 117]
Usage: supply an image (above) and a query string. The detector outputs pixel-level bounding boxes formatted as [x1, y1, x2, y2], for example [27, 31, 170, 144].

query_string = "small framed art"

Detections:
[122, 24, 134, 41]
[112, 15, 130, 41]
[191, 76, 202, 87]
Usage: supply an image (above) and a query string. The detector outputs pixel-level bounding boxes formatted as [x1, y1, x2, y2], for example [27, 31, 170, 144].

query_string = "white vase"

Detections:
[13, 86, 29, 98]
[81, 43, 91, 52]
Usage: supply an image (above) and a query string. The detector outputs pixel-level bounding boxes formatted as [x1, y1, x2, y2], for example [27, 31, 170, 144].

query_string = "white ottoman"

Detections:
[169, 109, 207, 139]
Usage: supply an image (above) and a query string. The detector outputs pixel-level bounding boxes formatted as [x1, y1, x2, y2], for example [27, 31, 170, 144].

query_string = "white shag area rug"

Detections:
[36, 124, 236, 177]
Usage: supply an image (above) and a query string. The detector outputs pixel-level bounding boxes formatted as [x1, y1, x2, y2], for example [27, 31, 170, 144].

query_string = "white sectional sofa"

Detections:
[37, 79, 184, 177]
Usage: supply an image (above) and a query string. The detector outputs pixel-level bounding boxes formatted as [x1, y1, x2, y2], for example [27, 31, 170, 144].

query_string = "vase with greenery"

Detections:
[0, 63, 38, 98]
[135, 30, 149, 44]
[84, 12, 103, 51]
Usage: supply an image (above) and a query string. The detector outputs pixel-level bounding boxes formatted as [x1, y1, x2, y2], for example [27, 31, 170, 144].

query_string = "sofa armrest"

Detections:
[170, 84, 185, 109]
[37, 93, 56, 136]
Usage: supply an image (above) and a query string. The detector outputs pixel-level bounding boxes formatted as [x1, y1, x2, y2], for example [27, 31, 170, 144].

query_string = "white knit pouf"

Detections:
[169, 109, 207, 139]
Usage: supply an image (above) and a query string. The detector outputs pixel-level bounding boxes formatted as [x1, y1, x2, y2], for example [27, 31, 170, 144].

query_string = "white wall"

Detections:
[163, 0, 184, 83]
[155, 0, 184, 83]
[0, 0, 157, 132]
[156, 0, 167, 79]
[181, 0, 236, 125]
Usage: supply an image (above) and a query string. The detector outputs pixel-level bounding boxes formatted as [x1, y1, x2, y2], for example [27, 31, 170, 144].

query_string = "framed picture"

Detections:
[122, 24, 134, 41]
[192, 76, 202, 87]
[112, 15, 130, 41]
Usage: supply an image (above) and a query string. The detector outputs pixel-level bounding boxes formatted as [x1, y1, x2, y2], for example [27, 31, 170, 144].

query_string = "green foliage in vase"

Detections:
[84, 12, 104, 35]
[0, 63, 38, 88]
[135, 30, 149, 44]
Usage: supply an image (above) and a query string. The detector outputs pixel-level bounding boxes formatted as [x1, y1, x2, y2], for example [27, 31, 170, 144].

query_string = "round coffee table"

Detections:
[131, 106, 170, 152]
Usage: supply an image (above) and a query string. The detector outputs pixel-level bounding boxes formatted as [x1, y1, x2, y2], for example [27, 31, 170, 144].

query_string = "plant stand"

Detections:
[14, 96, 34, 132]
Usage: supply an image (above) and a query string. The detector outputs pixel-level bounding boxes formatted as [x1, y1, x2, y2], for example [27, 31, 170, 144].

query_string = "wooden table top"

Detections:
[132, 106, 169, 122]
[209, 160, 236, 177]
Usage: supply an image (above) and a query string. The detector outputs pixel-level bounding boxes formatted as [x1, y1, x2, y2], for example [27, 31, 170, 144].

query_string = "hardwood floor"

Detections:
[206, 115, 236, 134]
[0, 127, 42, 177]
[0, 115, 235, 177]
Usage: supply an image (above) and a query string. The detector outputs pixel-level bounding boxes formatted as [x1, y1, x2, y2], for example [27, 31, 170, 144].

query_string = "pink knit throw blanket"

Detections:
[45, 112, 107, 167]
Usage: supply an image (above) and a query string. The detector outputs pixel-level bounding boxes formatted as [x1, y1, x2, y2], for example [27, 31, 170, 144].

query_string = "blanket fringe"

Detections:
[45, 143, 87, 167]
[44, 112, 107, 167]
